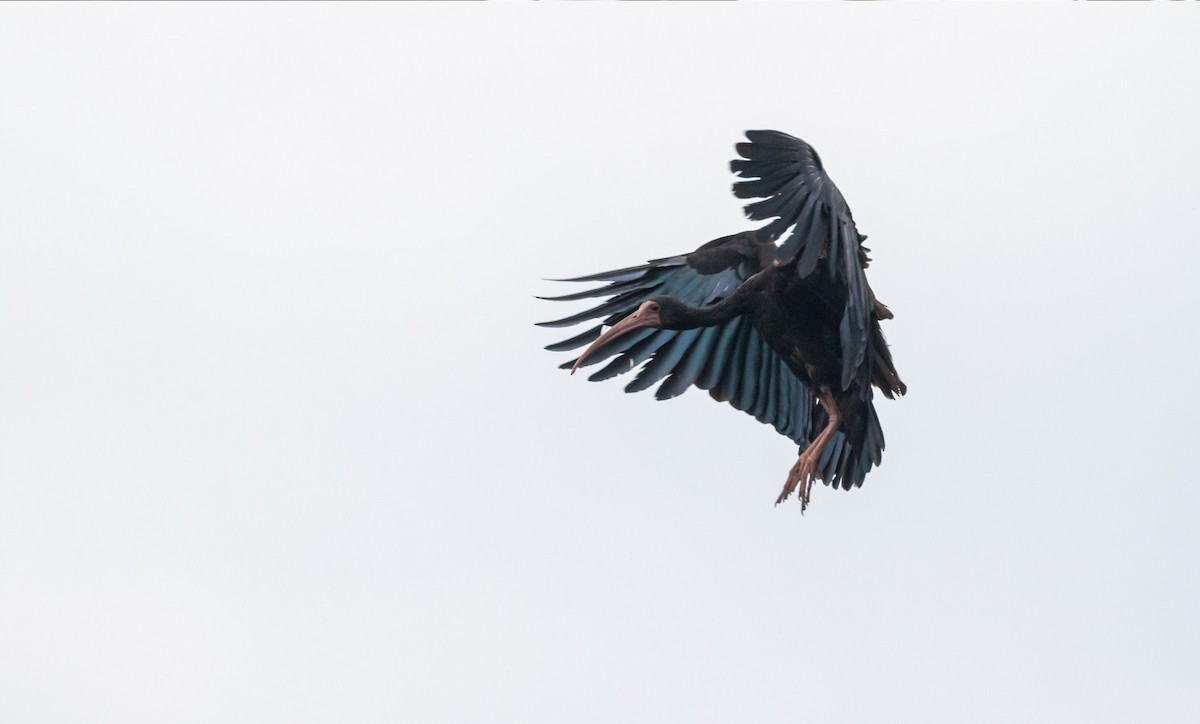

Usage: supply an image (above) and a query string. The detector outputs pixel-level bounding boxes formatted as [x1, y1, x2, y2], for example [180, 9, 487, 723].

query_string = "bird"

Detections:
[538, 130, 905, 511]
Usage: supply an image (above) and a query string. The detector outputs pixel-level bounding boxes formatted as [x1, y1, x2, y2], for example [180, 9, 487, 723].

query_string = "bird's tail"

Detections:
[809, 394, 886, 491]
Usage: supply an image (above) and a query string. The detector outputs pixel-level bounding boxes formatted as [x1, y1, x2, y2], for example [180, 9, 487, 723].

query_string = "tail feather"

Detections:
[806, 395, 886, 491]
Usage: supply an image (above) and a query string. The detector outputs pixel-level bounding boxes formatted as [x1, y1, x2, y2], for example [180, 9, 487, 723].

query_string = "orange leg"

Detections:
[776, 389, 840, 512]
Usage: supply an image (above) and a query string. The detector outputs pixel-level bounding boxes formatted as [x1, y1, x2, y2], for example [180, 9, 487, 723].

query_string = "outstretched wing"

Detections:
[731, 130, 873, 393]
[538, 233, 815, 446]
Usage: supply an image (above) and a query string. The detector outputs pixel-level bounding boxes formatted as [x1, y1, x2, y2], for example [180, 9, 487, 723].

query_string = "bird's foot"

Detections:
[776, 453, 817, 512]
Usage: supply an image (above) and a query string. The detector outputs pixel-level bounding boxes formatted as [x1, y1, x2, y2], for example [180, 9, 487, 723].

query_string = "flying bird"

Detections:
[539, 131, 905, 511]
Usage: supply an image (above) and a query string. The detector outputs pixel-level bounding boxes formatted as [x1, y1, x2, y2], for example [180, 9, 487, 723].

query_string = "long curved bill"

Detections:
[570, 301, 662, 375]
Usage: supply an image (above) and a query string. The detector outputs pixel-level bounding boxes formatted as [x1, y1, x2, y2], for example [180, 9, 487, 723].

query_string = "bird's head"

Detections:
[570, 298, 673, 375]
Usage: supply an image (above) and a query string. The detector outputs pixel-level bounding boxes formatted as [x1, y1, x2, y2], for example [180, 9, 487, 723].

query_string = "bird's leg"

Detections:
[776, 389, 840, 512]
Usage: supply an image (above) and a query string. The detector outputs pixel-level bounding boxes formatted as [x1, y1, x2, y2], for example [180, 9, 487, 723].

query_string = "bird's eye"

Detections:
[649, 302, 660, 312]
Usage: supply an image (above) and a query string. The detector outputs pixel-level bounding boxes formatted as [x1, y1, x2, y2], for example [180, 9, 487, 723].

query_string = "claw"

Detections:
[775, 387, 840, 514]
[777, 453, 817, 510]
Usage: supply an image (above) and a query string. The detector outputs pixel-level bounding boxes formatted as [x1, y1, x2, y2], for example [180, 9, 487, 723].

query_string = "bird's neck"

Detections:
[663, 269, 769, 330]
[663, 292, 750, 330]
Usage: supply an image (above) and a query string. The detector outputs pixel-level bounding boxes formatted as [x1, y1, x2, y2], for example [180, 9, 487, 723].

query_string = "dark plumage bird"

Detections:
[539, 131, 905, 511]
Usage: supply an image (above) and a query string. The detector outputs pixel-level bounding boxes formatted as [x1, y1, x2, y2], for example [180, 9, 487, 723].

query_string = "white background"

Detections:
[2, 4, 1198, 723]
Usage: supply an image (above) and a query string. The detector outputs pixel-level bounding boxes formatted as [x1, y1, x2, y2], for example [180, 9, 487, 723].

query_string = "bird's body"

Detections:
[540, 131, 905, 510]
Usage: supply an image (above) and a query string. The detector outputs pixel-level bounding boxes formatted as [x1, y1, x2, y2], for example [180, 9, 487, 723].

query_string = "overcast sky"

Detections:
[2, 4, 1198, 723]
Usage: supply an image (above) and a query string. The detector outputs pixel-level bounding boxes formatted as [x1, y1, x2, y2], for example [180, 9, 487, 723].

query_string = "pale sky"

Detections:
[2, 4, 1198, 723]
